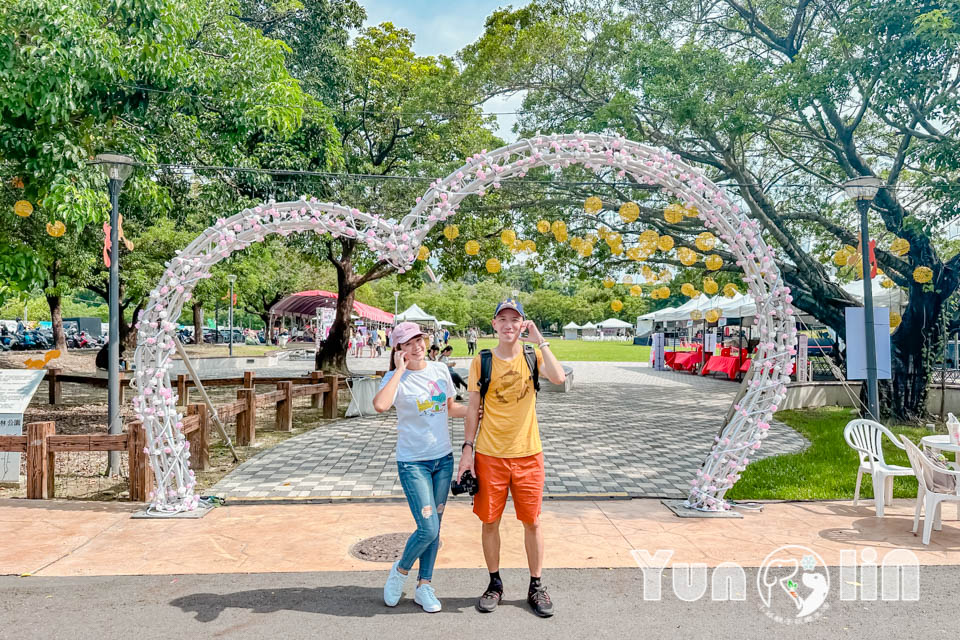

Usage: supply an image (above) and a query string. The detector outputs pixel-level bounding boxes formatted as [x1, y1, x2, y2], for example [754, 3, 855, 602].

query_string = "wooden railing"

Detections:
[6, 371, 342, 502]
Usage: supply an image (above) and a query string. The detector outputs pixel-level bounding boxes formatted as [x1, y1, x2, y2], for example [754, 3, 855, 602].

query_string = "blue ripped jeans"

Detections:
[397, 452, 454, 582]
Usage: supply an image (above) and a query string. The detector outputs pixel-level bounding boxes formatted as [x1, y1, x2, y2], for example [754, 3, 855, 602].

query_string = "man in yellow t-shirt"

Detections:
[457, 298, 566, 618]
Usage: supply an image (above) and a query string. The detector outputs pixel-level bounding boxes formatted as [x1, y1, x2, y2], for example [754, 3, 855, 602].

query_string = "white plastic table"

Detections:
[920, 434, 960, 464]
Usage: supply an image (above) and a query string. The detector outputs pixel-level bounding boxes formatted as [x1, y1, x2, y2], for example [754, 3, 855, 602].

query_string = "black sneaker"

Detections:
[476, 587, 502, 613]
[527, 584, 554, 617]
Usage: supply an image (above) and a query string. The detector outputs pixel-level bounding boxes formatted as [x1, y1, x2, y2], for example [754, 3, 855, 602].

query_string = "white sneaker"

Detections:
[415, 583, 442, 613]
[383, 560, 408, 606]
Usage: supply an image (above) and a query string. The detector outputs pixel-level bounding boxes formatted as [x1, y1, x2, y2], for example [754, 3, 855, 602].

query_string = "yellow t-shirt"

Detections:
[468, 348, 545, 458]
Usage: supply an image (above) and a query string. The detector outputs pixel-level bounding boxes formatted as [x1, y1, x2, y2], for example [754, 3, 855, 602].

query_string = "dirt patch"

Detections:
[349, 532, 441, 563]
[0, 349, 97, 373]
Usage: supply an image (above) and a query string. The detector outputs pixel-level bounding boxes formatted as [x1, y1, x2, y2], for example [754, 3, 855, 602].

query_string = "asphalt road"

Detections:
[0, 567, 950, 639]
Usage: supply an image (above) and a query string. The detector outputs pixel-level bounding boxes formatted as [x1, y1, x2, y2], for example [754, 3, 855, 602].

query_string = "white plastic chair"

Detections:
[900, 435, 960, 544]
[843, 419, 913, 517]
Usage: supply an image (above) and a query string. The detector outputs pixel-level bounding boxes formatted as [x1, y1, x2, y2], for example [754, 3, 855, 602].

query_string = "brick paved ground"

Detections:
[212, 362, 807, 500]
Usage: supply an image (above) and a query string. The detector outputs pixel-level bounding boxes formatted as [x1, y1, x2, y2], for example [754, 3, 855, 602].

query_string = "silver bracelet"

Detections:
[538, 341, 550, 349]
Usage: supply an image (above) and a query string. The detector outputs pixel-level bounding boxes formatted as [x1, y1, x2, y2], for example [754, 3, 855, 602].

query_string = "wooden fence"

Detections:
[5, 371, 341, 502]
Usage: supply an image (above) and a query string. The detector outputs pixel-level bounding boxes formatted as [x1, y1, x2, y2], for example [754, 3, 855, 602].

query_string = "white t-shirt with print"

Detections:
[379, 361, 454, 462]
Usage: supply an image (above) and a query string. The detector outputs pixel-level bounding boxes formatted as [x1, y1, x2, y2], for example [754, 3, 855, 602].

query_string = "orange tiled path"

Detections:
[3, 498, 960, 577]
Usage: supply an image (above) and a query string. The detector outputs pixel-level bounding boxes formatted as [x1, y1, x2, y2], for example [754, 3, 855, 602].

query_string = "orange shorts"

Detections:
[473, 452, 544, 524]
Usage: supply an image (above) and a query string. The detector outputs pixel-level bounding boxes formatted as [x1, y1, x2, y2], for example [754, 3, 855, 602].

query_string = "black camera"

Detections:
[451, 470, 479, 496]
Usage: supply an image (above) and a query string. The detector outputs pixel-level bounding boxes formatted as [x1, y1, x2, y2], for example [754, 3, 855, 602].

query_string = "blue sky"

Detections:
[360, 0, 529, 138]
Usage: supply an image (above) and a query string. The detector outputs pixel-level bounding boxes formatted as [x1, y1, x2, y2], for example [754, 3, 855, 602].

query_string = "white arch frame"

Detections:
[134, 132, 795, 513]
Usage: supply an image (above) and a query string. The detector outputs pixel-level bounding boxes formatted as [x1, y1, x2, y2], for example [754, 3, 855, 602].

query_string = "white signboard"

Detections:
[845, 307, 892, 380]
[705, 331, 717, 354]
[797, 334, 809, 383]
[0, 370, 45, 483]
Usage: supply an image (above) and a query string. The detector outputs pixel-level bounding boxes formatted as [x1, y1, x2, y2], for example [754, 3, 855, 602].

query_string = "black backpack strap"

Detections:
[478, 349, 493, 399]
[523, 344, 540, 392]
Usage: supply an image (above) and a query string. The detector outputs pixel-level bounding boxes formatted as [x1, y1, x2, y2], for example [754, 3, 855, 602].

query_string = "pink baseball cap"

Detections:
[391, 321, 428, 345]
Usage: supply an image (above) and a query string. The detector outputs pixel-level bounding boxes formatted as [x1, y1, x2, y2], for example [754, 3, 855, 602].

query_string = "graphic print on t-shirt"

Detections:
[491, 369, 530, 404]
[415, 379, 447, 414]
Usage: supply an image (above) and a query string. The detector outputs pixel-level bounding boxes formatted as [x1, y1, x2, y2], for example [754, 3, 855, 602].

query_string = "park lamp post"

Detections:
[93, 153, 135, 475]
[844, 175, 884, 421]
[393, 291, 399, 324]
[227, 274, 237, 357]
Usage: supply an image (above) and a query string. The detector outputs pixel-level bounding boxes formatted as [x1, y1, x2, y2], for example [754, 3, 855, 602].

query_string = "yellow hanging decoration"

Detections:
[417, 245, 430, 261]
[579, 242, 594, 257]
[551, 220, 566, 234]
[681, 282, 697, 297]
[889, 312, 902, 330]
[584, 196, 603, 214]
[619, 201, 640, 223]
[722, 283, 739, 298]
[683, 204, 699, 218]
[603, 276, 616, 289]
[703, 278, 718, 295]
[610, 243, 624, 256]
[536, 220, 551, 234]
[465, 240, 480, 255]
[889, 237, 910, 257]
[523, 239, 537, 253]
[639, 229, 659, 244]
[664, 203, 684, 224]
[13, 200, 33, 217]
[46, 221, 66, 237]
[626, 247, 642, 261]
[630, 284, 643, 297]
[657, 235, 675, 252]
[690, 310, 703, 321]
[880, 277, 895, 289]
[443, 224, 459, 241]
[500, 229, 517, 246]
[486, 258, 501, 273]
[605, 231, 622, 247]
[657, 269, 671, 283]
[705, 309, 721, 324]
[704, 254, 723, 270]
[649, 288, 662, 300]
[694, 232, 716, 252]
[610, 299, 623, 312]
[677, 247, 698, 266]
[554, 228, 568, 243]
[913, 266, 933, 283]
[832, 249, 851, 266]
[657, 286, 671, 298]
[642, 266, 655, 281]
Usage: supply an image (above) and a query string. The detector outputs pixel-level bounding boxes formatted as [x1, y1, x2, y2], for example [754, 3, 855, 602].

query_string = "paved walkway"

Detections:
[212, 362, 807, 500]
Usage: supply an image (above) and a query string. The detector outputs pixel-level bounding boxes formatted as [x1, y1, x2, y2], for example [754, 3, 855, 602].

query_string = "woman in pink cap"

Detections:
[373, 321, 466, 613]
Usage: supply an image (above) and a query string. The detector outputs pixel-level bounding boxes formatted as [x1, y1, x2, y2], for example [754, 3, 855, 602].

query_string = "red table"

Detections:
[673, 349, 704, 371]
[701, 355, 742, 380]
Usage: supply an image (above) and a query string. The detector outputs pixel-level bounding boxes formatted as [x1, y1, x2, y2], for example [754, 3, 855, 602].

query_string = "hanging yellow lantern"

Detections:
[554, 229, 568, 243]
[683, 204, 699, 218]
[605, 231, 622, 247]
[443, 224, 459, 241]
[832, 249, 851, 266]
[630, 284, 643, 297]
[880, 277, 895, 289]
[619, 201, 640, 223]
[622, 274, 634, 285]
[657, 269, 671, 282]
[681, 282, 697, 297]
[46, 220, 66, 237]
[579, 242, 594, 257]
[703, 277, 719, 295]
[890, 311, 902, 330]
[584, 196, 603, 214]
[465, 240, 480, 255]
[523, 239, 537, 253]
[678, 247, 698, 266]
[417, 245, 430, 261]
[13, 200, 33, 217]
[657, 235, 675, 252]
[722, 283, 739, 298]
[603, 276, 616, 288]
[657, 286, 671, 298]
[664, 203, 684, 224]
[704, 254, 723, 270]
[913, 266, 933, 283]
[486, 258, 501, 273]
[890, 237, 910, 256]
[639, 229, 659, 244]
[642, 266, 655, 281]
[536, 220, 551, 234]
[705, 309, 721, 324]
[551, 220, 566, 234]
[611, 299, 624, 312]
[694, 232, 716, 252]
[511, 238, 524, 252]
[597, 227, 608, 240]
[626, 247, 644, 261]
[649, 288, 661, 300]
[500, 229, 517, 246]
[690, 310, 703, 321]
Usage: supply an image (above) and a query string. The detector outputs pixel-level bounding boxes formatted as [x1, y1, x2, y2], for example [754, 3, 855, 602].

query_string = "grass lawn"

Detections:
[444, 337, 651, 362]
[726, 406, 930, 501]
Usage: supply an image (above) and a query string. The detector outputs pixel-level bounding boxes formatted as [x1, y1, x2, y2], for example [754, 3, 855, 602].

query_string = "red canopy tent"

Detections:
[269, 290, 394, 325]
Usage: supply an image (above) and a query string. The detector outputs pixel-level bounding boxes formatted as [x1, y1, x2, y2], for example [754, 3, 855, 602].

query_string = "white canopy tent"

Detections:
[562, 321, 581, 340]
[597, 318, 633, 329]
[394, 303, 438, 326]
[581, 321, 598, 337]
[841, 279, 908, 310]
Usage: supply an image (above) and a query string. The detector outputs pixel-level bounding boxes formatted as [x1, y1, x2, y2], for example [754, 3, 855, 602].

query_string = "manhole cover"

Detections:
[350, 533, 443, 563]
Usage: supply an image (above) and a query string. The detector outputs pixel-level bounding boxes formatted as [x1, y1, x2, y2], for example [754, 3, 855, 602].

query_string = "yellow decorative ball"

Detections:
[610, 299, 624, 312]
[579, 242, 594, 257]
[704, 254, 723, 271]
[681, 282, 697, 297]
[554, 229, 568, 243]
[619, 201, 640, 223]
[523, 239, 537, 253]
[833, 250, 850, 266]
[683, 204, 699, 218]
[657, 235, 675, 252]
[602, 277, 616, 289]
[537, 220, 551, 234]
[584, 196, 603, 214]
[722, 283, 739, 298]
[465, 240, 480, 255]
[443, 224, 459, 241]
[486, 258, 501, 273]
[13, 200, 33, 217]
[46, 220, 66, 237]
[663, 203, 684, 224]
[642, 266, 655, 281]
[913, 266, 933, 283]
[657, 286, 671, 298]
[551, 220, 566, 234]
[690, 310, 703, 321]
[500, 229, 517, 246]
[890, 312, 902, 329]
[626, 247, 642, 261]
[694, 232, 716, 252]
[649, 288, 661, 300]
[890, 237, 910, 257]
[705, 309, 721, 324]
[880, 277, 895, 289]
[703, 278, 718, 295]
[639, 229, 659, 244]
[657, 269, 671, 283]
[678, 247, 698, 266]
[610, 243, 624, 256]
[630, 284, 643, 297]
[417, 245, 430, 261]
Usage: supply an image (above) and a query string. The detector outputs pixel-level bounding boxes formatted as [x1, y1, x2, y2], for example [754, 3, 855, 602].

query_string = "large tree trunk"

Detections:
[315, 285, 355, 375]
[880, 290, 944, 422]
[192, 303, 204, 345]
[45, 292, 67, 351]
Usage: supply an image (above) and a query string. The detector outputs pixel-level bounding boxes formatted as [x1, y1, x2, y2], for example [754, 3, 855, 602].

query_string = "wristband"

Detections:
[462, 441, 474, 451]
[538, 341, 550, 349]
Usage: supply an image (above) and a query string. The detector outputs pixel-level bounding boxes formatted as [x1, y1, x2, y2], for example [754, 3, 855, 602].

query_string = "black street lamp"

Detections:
[227, 274, 237, 357]
[843, 176, 884, 421]
[93, 153, 135, 475]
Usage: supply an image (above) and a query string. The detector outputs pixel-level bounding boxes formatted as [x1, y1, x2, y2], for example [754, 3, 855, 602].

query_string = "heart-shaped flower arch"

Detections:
[134, 133, 795, 514]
